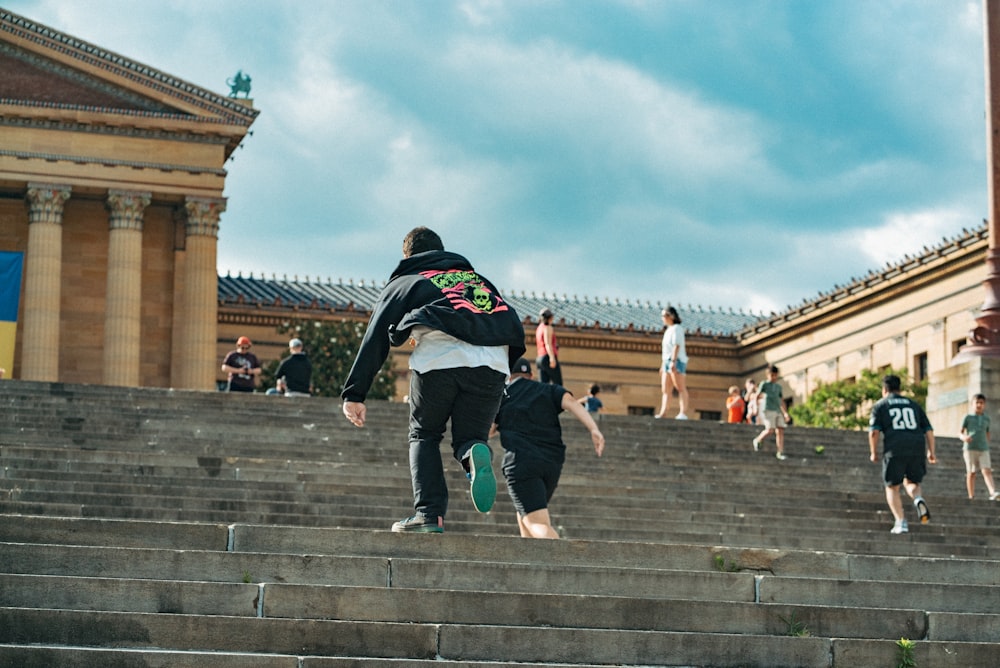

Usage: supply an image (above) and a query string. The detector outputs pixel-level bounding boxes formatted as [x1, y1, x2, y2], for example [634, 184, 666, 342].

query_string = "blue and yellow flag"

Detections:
[0, 251, 24, 376]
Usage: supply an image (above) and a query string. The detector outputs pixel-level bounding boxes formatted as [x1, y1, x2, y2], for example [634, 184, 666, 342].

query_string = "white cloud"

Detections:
[855, 206, 980, 266]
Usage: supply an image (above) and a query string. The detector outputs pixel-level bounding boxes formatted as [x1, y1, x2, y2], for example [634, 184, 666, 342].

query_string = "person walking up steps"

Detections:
[491, 358, 605, 538]
[341, 226, 525, 533]
[868, 374, 936, 534]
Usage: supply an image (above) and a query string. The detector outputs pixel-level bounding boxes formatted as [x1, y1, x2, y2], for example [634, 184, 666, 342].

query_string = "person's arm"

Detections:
[925, 430, 936, 464]
[562, 393, 605, 456]
[868, 430, 880, 463]
[489, 422, 500, 438]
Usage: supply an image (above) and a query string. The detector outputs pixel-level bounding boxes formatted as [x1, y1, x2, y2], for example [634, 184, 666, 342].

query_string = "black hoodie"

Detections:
[341, 250, 526, 402]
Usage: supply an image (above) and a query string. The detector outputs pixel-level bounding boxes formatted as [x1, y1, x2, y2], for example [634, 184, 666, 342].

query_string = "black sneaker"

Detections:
[466, 442, 496, 513]
[391, 515, 443, 533]
[914, 497, 931, 524]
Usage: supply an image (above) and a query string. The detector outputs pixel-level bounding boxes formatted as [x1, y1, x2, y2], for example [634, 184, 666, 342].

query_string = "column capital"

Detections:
[183, 196, 227, 238]
[107, 190, 152, 231]
[25, 183, 72, 224]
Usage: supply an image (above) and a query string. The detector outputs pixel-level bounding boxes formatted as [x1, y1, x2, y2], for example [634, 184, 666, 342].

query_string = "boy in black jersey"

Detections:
[868, 375, 936, 534]
[491, 358, 605, 538]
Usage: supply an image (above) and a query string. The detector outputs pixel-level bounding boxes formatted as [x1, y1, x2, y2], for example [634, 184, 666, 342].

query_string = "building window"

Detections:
[629, 406, 654, 416]
[952, 339, 966, 357]
[700, 410, 722, 421]
[914, 352, 928, 382]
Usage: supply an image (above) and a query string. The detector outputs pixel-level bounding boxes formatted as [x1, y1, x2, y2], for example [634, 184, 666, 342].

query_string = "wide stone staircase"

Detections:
[1, 379, 998, 667]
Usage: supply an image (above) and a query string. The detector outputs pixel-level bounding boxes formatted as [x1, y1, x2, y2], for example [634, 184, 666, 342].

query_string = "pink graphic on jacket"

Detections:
[420, 269, 509, 314]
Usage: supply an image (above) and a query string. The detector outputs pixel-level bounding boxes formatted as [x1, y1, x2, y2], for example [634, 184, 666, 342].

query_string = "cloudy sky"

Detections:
[6, 0, 990, 315]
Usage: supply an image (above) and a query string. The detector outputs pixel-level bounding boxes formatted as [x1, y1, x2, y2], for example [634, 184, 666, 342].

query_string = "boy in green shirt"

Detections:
[751, 365, 792, 460]
[959, 394, 999, 500]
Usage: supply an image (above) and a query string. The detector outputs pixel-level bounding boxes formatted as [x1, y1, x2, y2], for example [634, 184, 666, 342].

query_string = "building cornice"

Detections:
[737, 225, 989, 350]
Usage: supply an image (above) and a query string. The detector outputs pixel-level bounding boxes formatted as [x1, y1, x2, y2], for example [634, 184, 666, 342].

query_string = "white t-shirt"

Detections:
[661, 324, 688, 364]
[408, 326, 509, 375]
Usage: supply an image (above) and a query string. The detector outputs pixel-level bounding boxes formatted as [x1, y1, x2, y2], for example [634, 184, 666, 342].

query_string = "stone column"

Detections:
[103, 190, 151, 387]
[173, 196, 225, 390]
[21, 183, 71, 381]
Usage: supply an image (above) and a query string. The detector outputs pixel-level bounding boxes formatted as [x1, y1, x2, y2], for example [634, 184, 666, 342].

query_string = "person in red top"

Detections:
[535, 308, 562, 385]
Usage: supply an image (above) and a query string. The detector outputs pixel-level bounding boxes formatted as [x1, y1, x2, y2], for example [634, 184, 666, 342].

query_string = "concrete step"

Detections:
[6, 517, 999, 587]
[4, 380, 999, 668]
[2, 607, 998, 667]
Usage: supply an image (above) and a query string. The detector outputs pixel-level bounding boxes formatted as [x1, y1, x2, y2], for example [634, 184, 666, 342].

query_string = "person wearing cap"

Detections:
[535, 307, 561, 385]
[490, 357, 605, 539]
[341, 226, 526, 533]
[274, 337, 312, 397]
[221, 336, 261, 392]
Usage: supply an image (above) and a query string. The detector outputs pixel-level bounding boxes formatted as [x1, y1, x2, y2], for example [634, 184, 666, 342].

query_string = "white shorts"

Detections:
[761, 409, 786, 430]
[963, 449, 992, 473]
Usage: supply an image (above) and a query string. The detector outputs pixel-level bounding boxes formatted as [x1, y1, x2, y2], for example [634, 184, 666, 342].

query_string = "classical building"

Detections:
[0, 9, 257, 389]
[215, 223, 987, 431]
[0, 9, 989, 435]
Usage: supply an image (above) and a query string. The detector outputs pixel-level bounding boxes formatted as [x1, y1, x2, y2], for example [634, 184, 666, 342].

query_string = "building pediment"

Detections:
[0, 43, 182, 114]
[0, 9, 257, 160]
[0, 9, 258, 198]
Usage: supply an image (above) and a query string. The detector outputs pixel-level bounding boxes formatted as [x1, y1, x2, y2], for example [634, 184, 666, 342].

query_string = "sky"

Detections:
[5, 0, 990, 315]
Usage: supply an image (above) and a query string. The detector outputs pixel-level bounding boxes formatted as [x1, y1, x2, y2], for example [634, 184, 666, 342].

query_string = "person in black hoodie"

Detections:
[341, 227, 526, 533]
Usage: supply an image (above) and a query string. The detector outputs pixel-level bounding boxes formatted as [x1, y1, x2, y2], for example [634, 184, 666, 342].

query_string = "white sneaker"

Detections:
[990, 492, 1000, 501]
[775, 451, 787, 461]
[752, 438, 761, 452]
[890, 519, 908, 534]
[675, 413, 688, 420]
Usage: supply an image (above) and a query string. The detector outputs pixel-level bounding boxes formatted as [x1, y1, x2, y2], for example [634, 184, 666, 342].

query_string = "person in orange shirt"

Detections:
[726, 386, 746, 423]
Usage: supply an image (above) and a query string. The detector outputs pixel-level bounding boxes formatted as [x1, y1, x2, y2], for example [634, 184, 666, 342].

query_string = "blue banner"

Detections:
[0, 251, 24, 375]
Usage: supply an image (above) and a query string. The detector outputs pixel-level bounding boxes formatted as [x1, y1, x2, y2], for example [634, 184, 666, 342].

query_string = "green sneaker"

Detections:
[467, 442, 496, 513]
[391, 514, 443, 533]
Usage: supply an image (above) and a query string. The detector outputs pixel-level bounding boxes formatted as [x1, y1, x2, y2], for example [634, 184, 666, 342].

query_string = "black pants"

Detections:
[536, 355, 563, 385]
[407, 366, 506, 518]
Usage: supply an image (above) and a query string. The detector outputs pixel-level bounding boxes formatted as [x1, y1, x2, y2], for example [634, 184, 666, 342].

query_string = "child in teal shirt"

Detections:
[959, 394, 998, 500]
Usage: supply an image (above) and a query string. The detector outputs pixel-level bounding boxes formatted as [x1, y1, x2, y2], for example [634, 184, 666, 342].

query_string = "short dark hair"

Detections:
[768, 365, 779, 374]
[589, 384, 600, 394]
[402, 227, 444, 257]
[882, 375, 902, 393]
[974, 393, 987, 402]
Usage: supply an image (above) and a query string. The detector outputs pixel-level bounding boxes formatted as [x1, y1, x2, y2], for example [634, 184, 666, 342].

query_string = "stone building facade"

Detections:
[0, 9, 256, 390]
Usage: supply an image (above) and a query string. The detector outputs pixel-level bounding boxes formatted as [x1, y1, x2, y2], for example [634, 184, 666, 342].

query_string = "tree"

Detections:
[788, 367, 927, 430]
[262, 319, 396, 399]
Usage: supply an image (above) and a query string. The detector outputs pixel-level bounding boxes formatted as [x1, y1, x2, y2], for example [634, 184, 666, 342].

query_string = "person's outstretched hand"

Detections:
[343, 400, 366, 428]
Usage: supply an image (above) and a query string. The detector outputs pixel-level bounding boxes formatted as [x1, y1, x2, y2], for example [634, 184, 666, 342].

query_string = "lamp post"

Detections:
[955, 0, 1000, 362]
